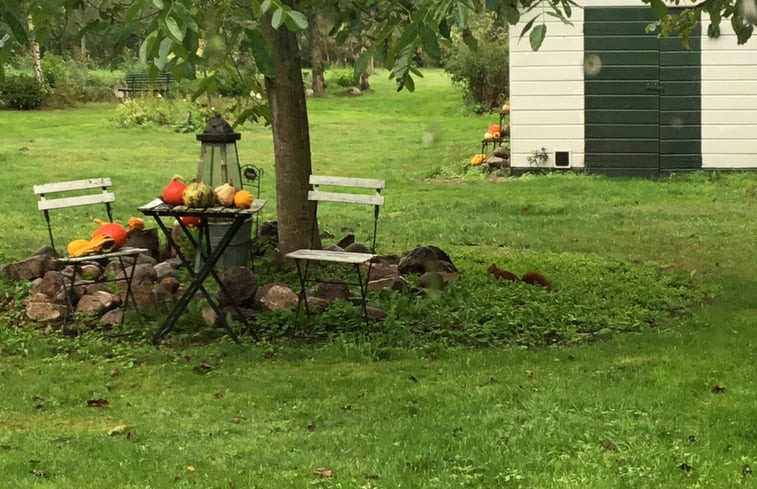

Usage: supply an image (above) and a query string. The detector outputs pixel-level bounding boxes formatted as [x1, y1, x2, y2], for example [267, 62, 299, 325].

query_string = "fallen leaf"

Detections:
[30, 469, 47, 478]
[314, 467, 333, 478]
[711, 385, 726, 393]
[525, 370, 535, 378]
[599, 440, 617, 451]
[214, 392, 224, 399]
[186, 465, 196, 472]
[108, 424, 128, 436]
[87, 399, 111, 408]
[743, 464, 752, 476]
[679, 462, 694, 472]
[110, 368, 119, 377]
[33, 395, 46, 402]
[230, 417, 241, 424]
[307, 422, 315, 432]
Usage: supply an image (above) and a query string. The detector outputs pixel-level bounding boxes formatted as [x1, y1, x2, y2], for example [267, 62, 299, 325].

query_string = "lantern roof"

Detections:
[196, 114, 241, 143]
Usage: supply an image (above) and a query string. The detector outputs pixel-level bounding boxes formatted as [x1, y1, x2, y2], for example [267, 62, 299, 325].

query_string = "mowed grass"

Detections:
[1, 70, 757, 488]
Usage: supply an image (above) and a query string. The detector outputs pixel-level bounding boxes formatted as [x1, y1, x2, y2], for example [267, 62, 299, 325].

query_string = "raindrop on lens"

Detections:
[584, 54, 602, 77]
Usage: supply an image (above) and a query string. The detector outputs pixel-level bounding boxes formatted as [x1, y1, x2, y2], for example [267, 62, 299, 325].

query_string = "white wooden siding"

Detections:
[509, 14, 585, 169]
[702, 20, 757, 169]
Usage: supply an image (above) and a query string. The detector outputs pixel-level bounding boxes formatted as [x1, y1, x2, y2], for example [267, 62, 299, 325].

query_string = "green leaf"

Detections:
[403, 72, 415, 93]
[140, 31, 158, 62]
[159, 37, 173, 59]
[286, 10, 308, 30]
[438, 18, 451, 40]
[125, 2, 142, 23]
[505, 8, 520, 25]
[1, 0, 28, 45]
[649, 0, 668, 19]
[418, 23, 441, 61]
[353, 50, 372, 80]
[271, 8, 284, 29]
[260, 0, 272, 13]
[519, 17, 536, 41]
[461, 28, 477, 52]
[165, 16, 184, 41]
[246, 28, 274, 77]
[152, 0, 164, 8]
[529, 23, 547, 51]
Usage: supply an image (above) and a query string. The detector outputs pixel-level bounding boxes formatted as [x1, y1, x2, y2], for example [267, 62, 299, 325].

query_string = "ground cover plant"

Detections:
[1, 70, 757, 488]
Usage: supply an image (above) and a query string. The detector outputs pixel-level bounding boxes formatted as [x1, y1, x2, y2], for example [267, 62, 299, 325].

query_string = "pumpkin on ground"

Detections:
[233, 189, 254, 209]
[470, 153, 487, 166]
[162, 175, 187, 205]
[183, 181, 215, 208]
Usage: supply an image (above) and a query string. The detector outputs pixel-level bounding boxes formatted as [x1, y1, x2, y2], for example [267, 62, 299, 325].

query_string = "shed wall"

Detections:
[509, 1, 757, 171]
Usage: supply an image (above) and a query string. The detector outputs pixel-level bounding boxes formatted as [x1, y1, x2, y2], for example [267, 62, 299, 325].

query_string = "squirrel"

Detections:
[488, 264, 553, 291]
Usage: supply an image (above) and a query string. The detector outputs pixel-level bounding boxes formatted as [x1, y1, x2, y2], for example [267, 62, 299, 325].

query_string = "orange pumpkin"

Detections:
[92, 219, 128, 251]
[233, 189, 253, 209]
[162, 174, 187, 205]
[180, 216, 201, 227]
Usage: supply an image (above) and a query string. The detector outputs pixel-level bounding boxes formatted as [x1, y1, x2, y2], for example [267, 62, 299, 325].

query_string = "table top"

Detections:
[139, 198, 266, 217]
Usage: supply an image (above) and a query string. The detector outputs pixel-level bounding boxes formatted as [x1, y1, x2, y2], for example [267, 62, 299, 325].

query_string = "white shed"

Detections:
[508, 0, 757, 175]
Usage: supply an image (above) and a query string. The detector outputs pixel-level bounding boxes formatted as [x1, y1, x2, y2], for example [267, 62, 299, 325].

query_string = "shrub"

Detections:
[0, 75, 48, 110]
[443, 12, 509, 111]
[326, 67, 359, 88]
[111, 96, 218, 131]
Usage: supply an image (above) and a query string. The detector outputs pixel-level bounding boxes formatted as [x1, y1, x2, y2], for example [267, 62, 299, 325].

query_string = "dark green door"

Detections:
[584, 7, 702, 175]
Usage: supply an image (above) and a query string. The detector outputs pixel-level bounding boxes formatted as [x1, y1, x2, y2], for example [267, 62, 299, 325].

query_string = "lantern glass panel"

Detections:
[197, 142, 243, 190]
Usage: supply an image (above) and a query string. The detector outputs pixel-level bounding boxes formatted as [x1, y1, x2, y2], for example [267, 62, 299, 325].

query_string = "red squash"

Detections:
[92, 220, 128, 251]
[180, 216, 201, 227]
[162, 175, 187, 205]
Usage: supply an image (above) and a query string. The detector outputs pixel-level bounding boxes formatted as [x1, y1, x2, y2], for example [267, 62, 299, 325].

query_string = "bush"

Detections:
[0, 75, 48, 110]
[326, 67, 359, 88]
[443, 12, 509, 111]
[111, 97, 217, 131]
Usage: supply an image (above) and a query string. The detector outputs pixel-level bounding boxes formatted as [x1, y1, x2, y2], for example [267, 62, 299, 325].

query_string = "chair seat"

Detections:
[55, 246, 148, 264]
[286, 249, 376, 264]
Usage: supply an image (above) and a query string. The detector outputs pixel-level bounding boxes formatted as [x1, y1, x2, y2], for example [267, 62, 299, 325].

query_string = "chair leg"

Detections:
[355, 262, 372, 328]
[292, 259, 311, 331]
[119, 256, 142, 324]
[61, 263, 79, 329]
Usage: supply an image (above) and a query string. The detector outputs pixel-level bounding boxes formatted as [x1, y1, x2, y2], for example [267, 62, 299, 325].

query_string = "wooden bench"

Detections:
[34, 178, 148, 324]
[285, 175, 385, 325]
[117, 72, 174, 98]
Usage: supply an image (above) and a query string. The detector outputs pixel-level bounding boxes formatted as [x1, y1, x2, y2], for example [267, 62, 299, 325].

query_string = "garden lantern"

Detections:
[196, 114, 242, 189]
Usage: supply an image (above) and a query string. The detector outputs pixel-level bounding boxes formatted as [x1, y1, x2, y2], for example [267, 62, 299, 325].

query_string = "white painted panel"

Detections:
[702, 110, 757, 125]
[510, 66, 585, 82]
[510, 153, 586, 169]
[513, 110, 585, 125]
[513, 95, 583, 111]
[702, 139, 757, 154]
[701, 125, 757, 140]
[511, 125, 584, 140]
[511, 51, 585, 67]
[702, 80, 757, 95]
[702, 65, 757, 80]
[510, 36, 584, 52]
[702, 156, 757, 168]
[702, 96, 757, 110]
[510, 80, 584, 96]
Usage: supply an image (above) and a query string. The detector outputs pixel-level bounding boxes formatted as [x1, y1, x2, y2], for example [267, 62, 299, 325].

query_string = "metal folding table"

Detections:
[139, 198, 266, 344]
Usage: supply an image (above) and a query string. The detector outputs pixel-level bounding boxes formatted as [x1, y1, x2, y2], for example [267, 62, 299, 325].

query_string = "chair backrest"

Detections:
[308, 175, 385, 251]
[34, 177, 116, 251]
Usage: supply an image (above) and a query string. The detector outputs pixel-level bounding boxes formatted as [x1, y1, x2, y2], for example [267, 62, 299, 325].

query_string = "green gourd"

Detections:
[182, 181, 215, 208]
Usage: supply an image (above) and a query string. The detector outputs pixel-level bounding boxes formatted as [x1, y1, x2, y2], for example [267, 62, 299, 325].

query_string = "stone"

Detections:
[101, 308, 124, 328]
[336, 233, 355, 249]
[158, 276, 181, 294]
[80, 264, 104, 281]
[367, 276, 405, 292]
[323, 245, 344, 252]
[217, 267, 258, 307]
[347, 87, 362, 96]
[153, 261, 175, 280]
[364, 306, 388, 320]
[363, 262, 399, 281]
[76, 294, 107, 316]
[135, 253, 157, 266]
[131, 263, 158, 285]
[259, 221, 278, 243]
[124, 228, 161, 260]
[493, 146, 510, 159]
[419, 271, 460, 290]
[29, 271, 67, 304]
[398, 246, 458, 274]
[308, 279, 350, 302]
[2, 254, 56, 281]
[485, 156, 509, 169]
[344, 242, 372, 254]
[255, 283, 298, 311]
[121, 282, 158, 312]
[25, 301, 67, 322]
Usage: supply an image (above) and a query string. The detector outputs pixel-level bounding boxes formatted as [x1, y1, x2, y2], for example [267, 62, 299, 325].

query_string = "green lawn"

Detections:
[1, 70, 757, 488]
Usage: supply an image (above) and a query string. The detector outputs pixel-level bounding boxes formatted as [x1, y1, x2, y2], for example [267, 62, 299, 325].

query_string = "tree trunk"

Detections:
[359, 55, 373, 91]
[29, 17, 44, 85]
[308, 9, 326, 95]
[262, 2, 321, 257]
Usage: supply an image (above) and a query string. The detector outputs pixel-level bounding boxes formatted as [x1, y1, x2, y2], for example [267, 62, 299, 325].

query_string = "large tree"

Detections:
[3, 0, 754, 255]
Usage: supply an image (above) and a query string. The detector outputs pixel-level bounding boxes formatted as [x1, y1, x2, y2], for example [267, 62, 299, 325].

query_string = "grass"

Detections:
[1, 69, 757, 487]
